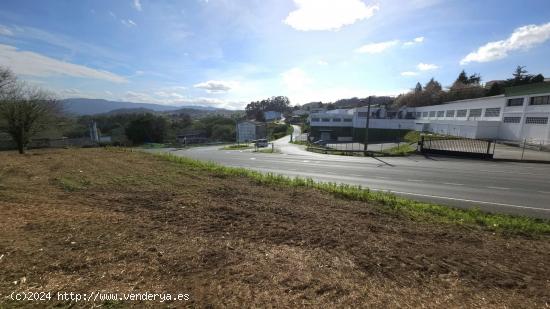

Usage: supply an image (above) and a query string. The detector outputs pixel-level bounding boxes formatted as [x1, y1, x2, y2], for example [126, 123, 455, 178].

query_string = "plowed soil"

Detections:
[0, 148, 549, 308]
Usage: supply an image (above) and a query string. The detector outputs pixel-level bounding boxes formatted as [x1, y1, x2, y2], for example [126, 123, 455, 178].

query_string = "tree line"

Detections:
[393, 66, 546, 108]
[0, 67, 245, 153]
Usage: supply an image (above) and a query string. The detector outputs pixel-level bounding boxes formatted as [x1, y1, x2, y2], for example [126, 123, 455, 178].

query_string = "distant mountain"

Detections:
[104, 107, 157, 115]
[61, 98, 220, 115]
[165, 107, 240, 118]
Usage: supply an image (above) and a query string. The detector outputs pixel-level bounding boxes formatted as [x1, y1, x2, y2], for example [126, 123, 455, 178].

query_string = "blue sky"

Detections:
[0, 0, 549, 109]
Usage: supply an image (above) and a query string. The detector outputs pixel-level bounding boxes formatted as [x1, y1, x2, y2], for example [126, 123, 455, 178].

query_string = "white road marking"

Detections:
[371, 189, 550, 212]
[407, 179, 425, 182]
[250, 158, 256, 160]
[302, 160, 310, 163]
[487, 186, 510, 190]
[443, 182, 465, 186]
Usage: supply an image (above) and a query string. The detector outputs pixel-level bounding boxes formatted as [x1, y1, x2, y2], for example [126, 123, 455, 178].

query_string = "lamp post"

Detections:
[363, 96, 371, 152]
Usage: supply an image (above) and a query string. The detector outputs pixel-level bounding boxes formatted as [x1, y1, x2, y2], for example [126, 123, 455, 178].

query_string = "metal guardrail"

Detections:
[419, 136, 494, 159]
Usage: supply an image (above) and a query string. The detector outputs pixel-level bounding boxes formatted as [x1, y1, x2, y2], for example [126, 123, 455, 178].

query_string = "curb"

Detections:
[492, 158, 550, 164]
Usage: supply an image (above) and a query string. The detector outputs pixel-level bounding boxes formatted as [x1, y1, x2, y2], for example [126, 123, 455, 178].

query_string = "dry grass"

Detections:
[0, 148, 549, 308]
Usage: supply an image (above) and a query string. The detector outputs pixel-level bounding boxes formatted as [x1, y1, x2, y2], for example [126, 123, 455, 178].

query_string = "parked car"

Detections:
[255, 139, 268, 148]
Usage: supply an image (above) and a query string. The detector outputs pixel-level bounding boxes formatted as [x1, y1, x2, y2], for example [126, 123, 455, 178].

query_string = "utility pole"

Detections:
[363, 97, 371, 152]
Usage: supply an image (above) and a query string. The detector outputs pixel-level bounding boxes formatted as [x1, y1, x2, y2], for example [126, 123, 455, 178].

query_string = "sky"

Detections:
[0, 0, 549, 110]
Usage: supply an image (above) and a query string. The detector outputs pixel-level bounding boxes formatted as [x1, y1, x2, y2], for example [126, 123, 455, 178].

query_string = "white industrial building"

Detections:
[236, 121, 267, 143]
[309, 83, 550, 143]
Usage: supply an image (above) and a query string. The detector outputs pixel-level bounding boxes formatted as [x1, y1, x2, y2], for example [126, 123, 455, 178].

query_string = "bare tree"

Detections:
[0, 67, 60, 154]
[0, 67, 17, 92]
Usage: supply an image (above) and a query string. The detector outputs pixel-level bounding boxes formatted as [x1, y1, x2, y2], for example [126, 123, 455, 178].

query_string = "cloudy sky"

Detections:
[0, 0, 549, 109]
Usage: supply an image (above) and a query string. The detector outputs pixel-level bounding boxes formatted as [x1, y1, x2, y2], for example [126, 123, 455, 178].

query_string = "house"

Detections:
[292, 109, 308, 116]
[177, 130, 208, 144]
[263, 111, 282, 121]
[309, 82, 550, 143]
[237, 121, 267, 143]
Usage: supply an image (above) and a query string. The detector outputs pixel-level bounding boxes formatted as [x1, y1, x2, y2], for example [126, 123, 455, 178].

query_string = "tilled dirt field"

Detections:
[0, 148, 549, 308]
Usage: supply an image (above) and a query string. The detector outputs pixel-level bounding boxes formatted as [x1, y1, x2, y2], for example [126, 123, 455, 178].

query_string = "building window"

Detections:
[332, 118, 341, 122]
[530, 95, 550, 105]
[343, 118, 352, 122]
[469, 109, 482, 117]
[484, 108, 501, 117]
[429, 111, 436, 117]
[422, 111, 429, 117]
[446, 110, 455, 117]
[503, 117, 521, 124]
[525, 117, 548, 125]
[311, 118, 320, 122]
[437, 111, 444, 117]
[357, 112, 368, 118]
[321, 118, 331, 122]
[507, 98, 524, 106]
[416, 112, 422, 118]
[456, 109, 467, 117]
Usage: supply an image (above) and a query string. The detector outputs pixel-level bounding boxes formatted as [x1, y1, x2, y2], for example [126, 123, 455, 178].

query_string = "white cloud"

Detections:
[400, 71, 418, 77]
[155, 91, 185, 100]
[133, 0, 142, 11]
[416, 62, 438, 71]
[122, 90, 245, 109]
[461, 22, 550, 65]
[355, 40, 400, 54]
[317, 60, 328, 65]
[281, 67, 312, 90]
[121, 19, 137, 27]
[284, 0, 379, 31]
[404, 36, 424, 46]
[0, 44, 127, 83]
[0, 25, 14, 36]
[193, 80, 238, 93]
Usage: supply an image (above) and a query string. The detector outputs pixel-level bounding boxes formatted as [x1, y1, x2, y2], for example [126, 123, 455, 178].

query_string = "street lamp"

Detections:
[363, 96, 371, 152]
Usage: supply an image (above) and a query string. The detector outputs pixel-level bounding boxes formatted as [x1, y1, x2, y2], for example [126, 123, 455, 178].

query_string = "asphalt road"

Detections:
[156, 128, 550, 219]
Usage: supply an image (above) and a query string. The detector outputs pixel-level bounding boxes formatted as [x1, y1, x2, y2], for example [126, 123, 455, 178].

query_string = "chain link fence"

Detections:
[493, 139, 550, 162]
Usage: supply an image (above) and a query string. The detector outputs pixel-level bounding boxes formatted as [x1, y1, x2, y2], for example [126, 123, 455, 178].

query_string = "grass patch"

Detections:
[55, 175, 91, 192]
[151, 151, 550, 236]
[139, 143, 170, 149]
[290, 140, 308, 146]
[220, 144, 252, 150]
[381, 143, 417, 156]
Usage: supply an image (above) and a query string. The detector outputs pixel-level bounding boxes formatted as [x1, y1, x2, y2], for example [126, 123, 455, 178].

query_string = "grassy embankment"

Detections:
[1, 148, 549, 308]
[158, 151, 549, 235]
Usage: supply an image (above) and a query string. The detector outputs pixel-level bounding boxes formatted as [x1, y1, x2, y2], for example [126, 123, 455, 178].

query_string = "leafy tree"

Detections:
[191, 115, 236, 138]
[456, 70, 469, 84]
[531, 74, 545, 83]
[468, 73, 481, 85]
[512, 65, 528, 82]
[486, 82, 504, 96]
[125, 113, 167, 145]
[210, 124, 235, 141]
[245, 96, 291, 120]
[0, 67, 60, 154]
[425, 78, 442, 93]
